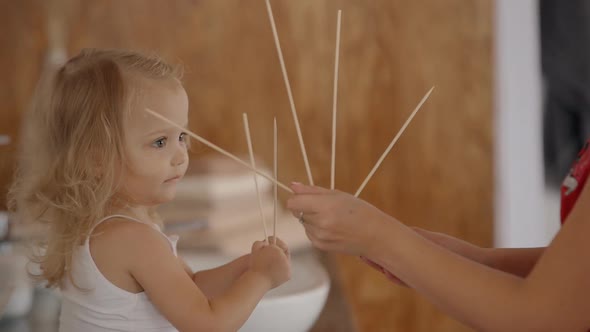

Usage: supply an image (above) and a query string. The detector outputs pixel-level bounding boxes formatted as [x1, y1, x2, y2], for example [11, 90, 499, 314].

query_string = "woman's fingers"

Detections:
[288, 209, 321, 226]
[303, 223, 342, 251]
[287, 184, 385, 256]
[290, 182, 332, 194]
[286, 194, 322, 216]
[286, 184, 341, 223]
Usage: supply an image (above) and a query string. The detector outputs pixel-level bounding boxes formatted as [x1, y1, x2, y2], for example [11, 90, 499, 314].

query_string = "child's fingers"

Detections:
[268, 236, 290, 256]
[267, 236, 286, 247]
[251, 240, 267, 252]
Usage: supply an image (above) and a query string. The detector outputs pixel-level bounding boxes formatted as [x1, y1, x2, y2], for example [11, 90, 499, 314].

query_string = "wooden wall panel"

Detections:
[0, 1, 47, 206]
[0, 1, 493, 331]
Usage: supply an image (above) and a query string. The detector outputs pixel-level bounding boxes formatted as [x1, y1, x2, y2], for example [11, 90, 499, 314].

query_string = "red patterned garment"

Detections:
[561, 140, 590, 224]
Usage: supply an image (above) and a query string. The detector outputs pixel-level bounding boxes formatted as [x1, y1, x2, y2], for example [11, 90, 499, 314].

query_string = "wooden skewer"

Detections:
[354, 87, 435, 197]
[331, 10, 342, 190]
[265, 0, 314, 186]
[144, 108, 293, 193]
[273, 117, 278, 244]
[243, 113, 270, 243]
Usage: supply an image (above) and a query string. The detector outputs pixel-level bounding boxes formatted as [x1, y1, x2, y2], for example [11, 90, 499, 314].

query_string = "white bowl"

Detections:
[180, 250, 330, 332]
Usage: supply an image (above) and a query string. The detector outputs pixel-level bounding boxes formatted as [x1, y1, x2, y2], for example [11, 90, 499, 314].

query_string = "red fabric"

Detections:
[561, 140, 590, 224]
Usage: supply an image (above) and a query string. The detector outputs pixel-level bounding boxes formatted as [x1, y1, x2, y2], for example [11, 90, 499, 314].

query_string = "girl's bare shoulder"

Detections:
[89, 218, 171, 292]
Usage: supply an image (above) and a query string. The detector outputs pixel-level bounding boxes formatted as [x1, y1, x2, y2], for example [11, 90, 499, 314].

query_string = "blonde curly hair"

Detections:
[8, 49, 183, 287]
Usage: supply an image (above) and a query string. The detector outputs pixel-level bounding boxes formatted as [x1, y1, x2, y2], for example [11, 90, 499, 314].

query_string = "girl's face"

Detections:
[118, 78, 189, 206]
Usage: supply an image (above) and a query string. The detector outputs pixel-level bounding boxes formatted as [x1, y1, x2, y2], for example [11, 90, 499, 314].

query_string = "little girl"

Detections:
[8, 49, 291, 332]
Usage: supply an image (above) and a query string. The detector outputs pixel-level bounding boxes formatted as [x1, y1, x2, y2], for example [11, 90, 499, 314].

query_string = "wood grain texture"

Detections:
[0, 1, 492, 330]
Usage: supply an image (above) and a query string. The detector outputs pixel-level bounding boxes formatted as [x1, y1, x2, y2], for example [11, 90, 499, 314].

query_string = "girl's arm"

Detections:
[117, 223, 287, 332]
[180, 254, 250, 299]
[368, 185, 590, 331]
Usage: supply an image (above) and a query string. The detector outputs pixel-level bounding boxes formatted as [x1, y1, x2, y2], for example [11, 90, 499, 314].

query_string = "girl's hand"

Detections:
[249, 240, 291, 289]
[266, 236, 290, 257]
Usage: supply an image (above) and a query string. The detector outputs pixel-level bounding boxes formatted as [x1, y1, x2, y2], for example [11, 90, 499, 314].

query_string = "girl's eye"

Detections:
[152, 137, 167, 148]
[179, 132, 187, 142]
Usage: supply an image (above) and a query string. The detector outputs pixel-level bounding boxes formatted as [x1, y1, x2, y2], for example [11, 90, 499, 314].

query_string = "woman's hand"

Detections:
[286, 182, 399, 257]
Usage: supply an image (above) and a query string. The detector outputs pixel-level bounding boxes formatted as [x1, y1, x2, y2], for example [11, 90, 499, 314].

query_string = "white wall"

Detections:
[494, 0, 559, 247]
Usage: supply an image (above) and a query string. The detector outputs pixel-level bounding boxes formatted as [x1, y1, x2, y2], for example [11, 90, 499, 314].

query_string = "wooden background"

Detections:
[0, 1, 493, 331]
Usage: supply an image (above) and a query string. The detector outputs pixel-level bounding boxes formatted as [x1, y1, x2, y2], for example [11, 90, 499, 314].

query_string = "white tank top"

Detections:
[58, 214, 179, 332]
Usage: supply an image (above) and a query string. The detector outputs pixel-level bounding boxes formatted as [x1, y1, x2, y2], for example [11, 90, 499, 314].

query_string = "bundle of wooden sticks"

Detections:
[145, 0, 434, 243]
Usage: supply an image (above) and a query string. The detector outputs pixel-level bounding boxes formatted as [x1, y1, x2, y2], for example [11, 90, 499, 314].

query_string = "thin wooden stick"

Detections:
[144, 108, 293, 193]
[354, 87, 435, 197]
[331, 10, 342, 190]
[273, 117, 278, 245]
[243, 113, 269, 243]
[265, 0, 314, 186]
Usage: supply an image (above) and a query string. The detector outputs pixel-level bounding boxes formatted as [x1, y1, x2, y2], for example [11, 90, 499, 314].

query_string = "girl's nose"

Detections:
[172, 145, 187, 166]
